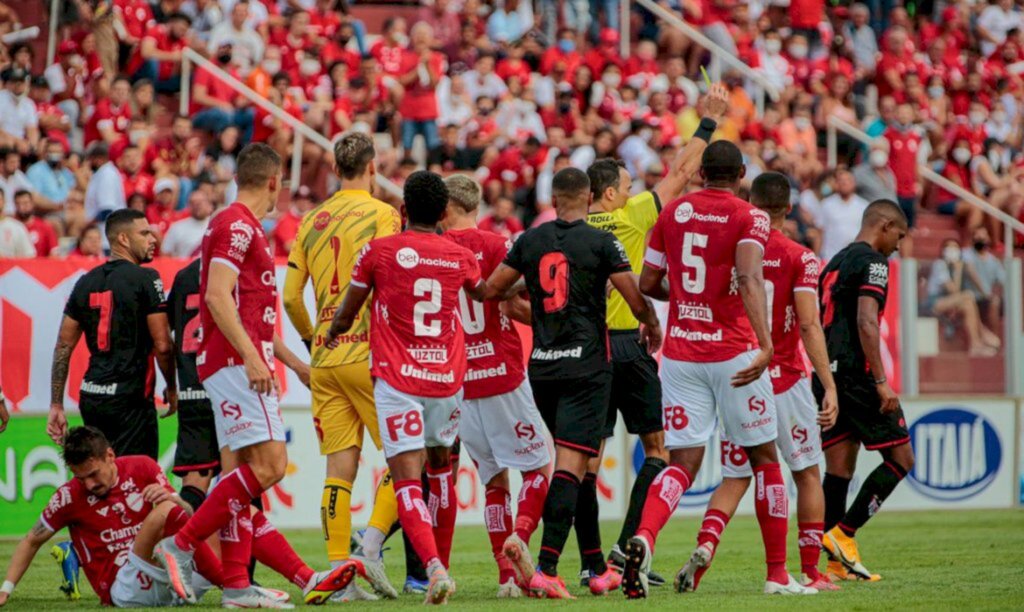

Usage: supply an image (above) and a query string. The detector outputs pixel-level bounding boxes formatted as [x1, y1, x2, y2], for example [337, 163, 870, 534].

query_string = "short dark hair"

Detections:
[404, 170, 449, 225]
[112, 75, 131, 88]
[13, 189, 31, 201]
[62, 426, 111, 466]
[334, 133, 376, 180]
[701, 140, 744, 183]
[862, 199, 908, 229]
[105, 208, 146, 243]
[551, 167, 590, 201]
[236, 143, 282, 189]
[587, 158, 626, 199]
[167, 11, 192, 24]
[750, 171, 791, 219]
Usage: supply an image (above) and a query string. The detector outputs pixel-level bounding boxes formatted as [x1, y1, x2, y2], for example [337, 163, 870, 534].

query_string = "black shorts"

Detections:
[173, 400, 221, 477]
[79, 392, 158, 459]
[601, 330, 663, 438]
[531, 370, 612, 457]
[813, 374, 910, 451]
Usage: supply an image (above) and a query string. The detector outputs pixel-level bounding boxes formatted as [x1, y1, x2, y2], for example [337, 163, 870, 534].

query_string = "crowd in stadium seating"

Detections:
[0, 0, 1021, 273]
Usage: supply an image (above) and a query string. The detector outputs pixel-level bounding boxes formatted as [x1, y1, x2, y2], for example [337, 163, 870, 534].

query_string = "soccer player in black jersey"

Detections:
[48, 209, 177, 459]
[814, 199, 912, 582]
[166, 258, 220, 511]
[479, 167, 662, 598]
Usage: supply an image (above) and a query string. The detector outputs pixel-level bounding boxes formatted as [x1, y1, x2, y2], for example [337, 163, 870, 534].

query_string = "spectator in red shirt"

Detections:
[875, 26, 914, 98]
[935, 137, 985, 236]
[322, 22, 361, 76]
[884, 103, 924, 227]
[584, 27, 624, 76]
[146, 177, 184, 244]
[371, 17, 409, 76]
[114, 0, 155, 48]
[72, 224, 104, 258]
[119, 144, 155, 201]
[127, 12, 192, 94]
[398, 22, 444, 152]
[190, 42, 255, 142]
[541, 28, 582, 76]
[478, 196, 523, 240]
[416, 0, 460, 50]
[84, 76, 132, 146]
[271, 9, 314, 76]
[497, 41, 533, 87]
[272, 185, 316, 255]
[29, 77, 71, 152]
[643, 91, 680, 148]
[12, 190, 57, 256]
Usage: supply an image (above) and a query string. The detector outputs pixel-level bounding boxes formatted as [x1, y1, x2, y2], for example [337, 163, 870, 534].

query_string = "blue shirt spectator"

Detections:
[26, 141, 75, 206]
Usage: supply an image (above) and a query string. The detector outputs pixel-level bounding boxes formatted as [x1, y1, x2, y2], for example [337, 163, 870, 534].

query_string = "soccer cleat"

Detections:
[827, 560, 880, 582]
[587, 567, 622, 595]
[302, 560, 358, 605]
[822, 527, 879, 581]
[609, 545, 666, 587]
[528, 571, 575, 599]
[255, 585, 292, 602]
[223, 586, 296, 608]
[502, 533, 536, 585]
[153, 537, 196, 604]
[497, 577, 522, 598]
[803, 574, 840, 591]
[51, 541, 81, 601]
[764, 574, 818, 595]
[330, 582, 380, 602]
[578, 569, 590, 587]
[621, 536, 652, 599]
[675, 542, 715, 593]
[424, 563, 456, 605]
[351, 552, 398, 599]
[404, 576, 429, 594]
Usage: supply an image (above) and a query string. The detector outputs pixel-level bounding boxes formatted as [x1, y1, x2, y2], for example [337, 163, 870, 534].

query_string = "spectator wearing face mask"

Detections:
[0, 67, 39, 156]
[83, 143, 127, 222]
[126, 12, 193, 94]
[949, 101, 991, 157]
[926, 238, 1001, 356]
[814, 166, 869, 261]
[971, 138, 1024, 240]
[208, 0, 265, 70]
[962, 227, 1006, 334]
[26, 140, 75, 207]
[884, 103, 926, 228]
[777, 106, 822, 181]
[190, 42, 255, 142]
[854, 141, 897, 205]
[541, 28, 582, 76]
[757, 31, 791, 94]
[935, 137, 986, 238]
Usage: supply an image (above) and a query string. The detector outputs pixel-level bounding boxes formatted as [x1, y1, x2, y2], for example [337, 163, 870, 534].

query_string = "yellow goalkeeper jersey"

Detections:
[586, 190, 662, 331]
[283, 189, 401, 368]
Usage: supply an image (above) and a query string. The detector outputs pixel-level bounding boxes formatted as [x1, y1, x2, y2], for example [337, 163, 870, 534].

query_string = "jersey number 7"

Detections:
[89, 290, 114, 352]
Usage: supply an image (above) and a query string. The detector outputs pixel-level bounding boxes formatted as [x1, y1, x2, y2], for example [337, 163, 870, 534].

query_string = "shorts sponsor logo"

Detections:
[530, 346, 583, 360]
[317, 331, 368, 346]
[748, 397, 767, 415]
[407, 346, 448, 364]
[466, 340, 496, 360]
[465, 362, 507, 382]
[676, 303, 713, 322]
[399, 364, 455, 384]
[669, 328, 722, 342]
[907, 407, 1002, 501]
[769, 365, 781, 379]
[514, 421, 537, 440]
[81, 381, 118, 395]
[791, 425, 808, 445]
[743, 416, 773, 431]
[515, 440, 546, 457]
[220, 401, 242, 421]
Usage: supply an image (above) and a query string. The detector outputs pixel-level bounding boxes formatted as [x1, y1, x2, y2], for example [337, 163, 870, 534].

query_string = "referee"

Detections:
[577, 83, 730, 584]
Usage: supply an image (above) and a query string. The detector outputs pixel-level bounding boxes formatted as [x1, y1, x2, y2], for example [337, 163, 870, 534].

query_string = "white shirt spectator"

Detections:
[0, 216, 34, 257]
[978, 3, 1023, 56]
[463, 70, 508, 102]
[617, 134, 659, 179]
[0, 170, 36, 215]
[815, 193, 869, 261]
[498, 100, 546, 143]
[208, 21, 266, 67]
[0, 90, 38, 140]
[219, 0, 268, 28]
[756, 49, 791, 94]
[436, 77, 474, 128]
[44, 63, 85, 98]
[161, 216, 210, 257]
[84, 161, 127, 221]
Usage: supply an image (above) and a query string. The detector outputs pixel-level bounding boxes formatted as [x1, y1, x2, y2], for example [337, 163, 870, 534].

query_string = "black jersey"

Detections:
[166, 259, 206, 401]
[818, 241, 890, 375]
[503, 218, 631, 380]
[63, 259, 167, 396]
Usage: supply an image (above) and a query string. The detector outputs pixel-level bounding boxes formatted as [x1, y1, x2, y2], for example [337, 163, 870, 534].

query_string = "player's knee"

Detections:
[487, 470, 511, 491]
[249, 452, 288, 488]
[745, 441, 779, 466]
[884, 445, 914, 475]
[425, 446, 452, 470]
[791, 465, 820, 488]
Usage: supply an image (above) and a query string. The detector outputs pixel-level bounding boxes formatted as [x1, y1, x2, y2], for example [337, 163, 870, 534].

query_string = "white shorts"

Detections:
[721, 378, 822, 478]
[375, 379, 461, 458]
[661, 351, 776, 450]
[204, 366, 285, 452]
[460, 380, 552, 484]
[110, 551, 214, 607]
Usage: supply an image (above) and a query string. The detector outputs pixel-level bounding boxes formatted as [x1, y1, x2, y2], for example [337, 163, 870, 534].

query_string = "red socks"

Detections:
[697, 508, 730, 551]
[636, 465, 692, 554]
[174, 466, 264, 551]
[426, 464, 457, 568]
[753, 463, 789, 584]
[251, 510, 314, 589]
[395, 479, 441, 568]
[484, 486, 515, 583]
[219, 504, 252, 589]
[514, 470, 548, 543]
[798, 522, 824, 580]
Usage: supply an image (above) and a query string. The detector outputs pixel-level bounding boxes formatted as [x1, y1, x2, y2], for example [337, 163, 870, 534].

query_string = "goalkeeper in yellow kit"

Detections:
[283, 133, 402, 601]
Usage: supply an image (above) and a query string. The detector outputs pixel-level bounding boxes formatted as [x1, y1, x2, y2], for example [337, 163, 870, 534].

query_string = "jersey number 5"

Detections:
[89, 290, 113, 352]
[413, 278, 442, 337]
[681, 232, 708, 294]
[539, 252, 568, 313]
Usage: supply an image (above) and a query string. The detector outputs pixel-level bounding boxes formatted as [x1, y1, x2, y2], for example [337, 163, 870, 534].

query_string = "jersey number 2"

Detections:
[539, 252, 568, 313]
[89, 290, 113, 352]
[413, 278, 442, 337]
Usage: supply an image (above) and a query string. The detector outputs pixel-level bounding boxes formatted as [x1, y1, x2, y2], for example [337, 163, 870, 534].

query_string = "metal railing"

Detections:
[180, 48, 402, 198]
[629, 0, 781, 116]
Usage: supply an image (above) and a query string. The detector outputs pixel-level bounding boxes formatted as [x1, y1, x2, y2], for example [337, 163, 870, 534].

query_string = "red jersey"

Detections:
[884, 127, 922, 198]
[272, 210, 302, 255]
[644, 188, 771, 362]
[126, 25, 187, 81]
[443, 228, 526, 400]
[197, 202, 277, 380]
[24, 216, 57, 256]
[478, 214, 524, 240]
[370, 40, 406, 76]
[39, 456, 173, 605]
[114, 0, 154, 41]
[875, 53, 915, 97]
[84, 99, 131, 146]
[396, 51, 446, 121]
[763, 230, 819, 394]
[146, 203, 184, 239]
[351, 231, 482, 397]
[190, 65, 242, 113]
[122, 170, 155, 201]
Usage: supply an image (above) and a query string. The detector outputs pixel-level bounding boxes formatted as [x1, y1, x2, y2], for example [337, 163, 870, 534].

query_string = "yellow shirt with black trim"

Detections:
[283, 189, 401, 368]
[586, 190, 661, 330]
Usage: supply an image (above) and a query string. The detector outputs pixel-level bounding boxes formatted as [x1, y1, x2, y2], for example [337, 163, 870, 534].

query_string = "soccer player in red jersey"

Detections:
[676, 172, 841, 593]
[152, 144, 357, 608]
[622, 141, 815, 597]
[440, 175, 552, 598]
[326, 170, 486, 605]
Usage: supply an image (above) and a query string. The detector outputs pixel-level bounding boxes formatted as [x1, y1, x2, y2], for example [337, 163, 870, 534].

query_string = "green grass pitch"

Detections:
[2, 509, 1022, 609]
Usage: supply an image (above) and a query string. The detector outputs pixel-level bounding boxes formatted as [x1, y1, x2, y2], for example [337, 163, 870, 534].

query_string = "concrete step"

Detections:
[919, 354, 1006, 394]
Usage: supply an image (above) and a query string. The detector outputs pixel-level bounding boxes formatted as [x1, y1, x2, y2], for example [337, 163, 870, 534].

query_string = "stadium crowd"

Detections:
[0, 0, 1021, 270]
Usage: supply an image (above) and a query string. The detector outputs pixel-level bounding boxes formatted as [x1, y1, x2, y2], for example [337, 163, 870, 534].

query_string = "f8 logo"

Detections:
[663, 406, 689, 431]
[720, 440, 748, 468]
[386, 410, 424, 442]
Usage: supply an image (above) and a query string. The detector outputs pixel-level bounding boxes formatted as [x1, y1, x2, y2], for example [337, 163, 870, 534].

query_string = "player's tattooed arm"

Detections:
[0, 520, 56, 602]
[326, 284, 371, 347]
[48, 317, 81, 444]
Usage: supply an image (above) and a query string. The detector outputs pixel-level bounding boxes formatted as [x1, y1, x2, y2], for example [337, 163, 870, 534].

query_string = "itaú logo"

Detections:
[908, 407, 1002, 501]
